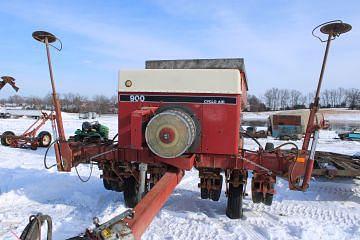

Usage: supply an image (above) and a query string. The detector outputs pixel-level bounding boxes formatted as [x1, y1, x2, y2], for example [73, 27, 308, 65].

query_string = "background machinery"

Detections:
[0, 111, 54, 150]
[25, 20, 351, 239]
[71, 121, 110, 143]
[338, 128, 360, 141]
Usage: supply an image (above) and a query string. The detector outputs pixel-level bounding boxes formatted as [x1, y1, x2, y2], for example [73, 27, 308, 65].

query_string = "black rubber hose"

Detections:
[43, 139, 59, 169]
[267, 142, 299, 153]
[240, 131, 264, 150]
[74, 162, 94, 183]
[112, 133, 118, 141]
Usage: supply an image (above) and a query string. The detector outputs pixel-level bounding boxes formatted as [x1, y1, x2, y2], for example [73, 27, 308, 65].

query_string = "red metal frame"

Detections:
[7, 111, 55, 148]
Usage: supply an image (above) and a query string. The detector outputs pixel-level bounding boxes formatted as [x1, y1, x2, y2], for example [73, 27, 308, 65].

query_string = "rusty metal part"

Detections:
[0, 76, 19, 92]
[226, 169, 247, 188]
[32, 31, 57, 43]
[320, 22, 352, 36]
[198, 168, 223, 201]
[313, 151, 360, 178]
[251, 173, 276, 195]
[81, 209, 135, 240]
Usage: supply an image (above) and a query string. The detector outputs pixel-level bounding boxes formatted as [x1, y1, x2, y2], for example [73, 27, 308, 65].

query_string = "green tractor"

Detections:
[71, 121, 109, 143]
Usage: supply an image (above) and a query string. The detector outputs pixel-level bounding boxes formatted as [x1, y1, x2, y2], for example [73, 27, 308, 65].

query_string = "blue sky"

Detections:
[0, 0, 358, 98]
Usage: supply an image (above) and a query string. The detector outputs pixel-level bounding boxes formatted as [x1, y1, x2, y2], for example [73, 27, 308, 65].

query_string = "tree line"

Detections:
[0, 93, 118, 114]
[247, 87, 359, 111]
[1, 87, 359, 113]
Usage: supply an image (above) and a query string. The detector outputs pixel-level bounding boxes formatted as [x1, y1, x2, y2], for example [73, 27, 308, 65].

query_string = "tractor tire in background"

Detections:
[1, 131, 15, 146]
[37, 131, 52, 147]
[123, 176, 138, 208]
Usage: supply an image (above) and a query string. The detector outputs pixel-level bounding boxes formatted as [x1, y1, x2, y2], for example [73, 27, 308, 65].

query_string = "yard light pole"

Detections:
[301, 20, 352, 190]
[32, 31, 72, 171]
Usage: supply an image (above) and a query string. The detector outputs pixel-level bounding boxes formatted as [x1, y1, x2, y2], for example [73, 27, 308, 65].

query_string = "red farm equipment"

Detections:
[21, 21, 351, 239]
[1, 111, 54, 150]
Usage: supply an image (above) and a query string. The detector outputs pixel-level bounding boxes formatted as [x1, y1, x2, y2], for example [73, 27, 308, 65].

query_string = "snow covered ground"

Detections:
[0, 113, 359, 240]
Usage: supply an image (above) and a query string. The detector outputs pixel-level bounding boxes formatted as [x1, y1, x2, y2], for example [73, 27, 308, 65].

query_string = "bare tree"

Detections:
[8, 95, 25, 105]
[26, 96, 43, 109]
[264, 88, 280, 110]
[346, 88, 360, 109]
[109, 95, 118, 113]
[306, 92, 315, 108]
[93, 95, 111, 115]
[335, 88, 347, 107]
[321, 89, 331, 107]
[289, 90, 302, 108]
[73, 94, 88, 113]
[279, 89, 290, 110]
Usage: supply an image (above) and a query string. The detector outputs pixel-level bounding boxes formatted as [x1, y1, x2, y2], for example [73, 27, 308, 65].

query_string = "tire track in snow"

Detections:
[248, 201, 359, 226]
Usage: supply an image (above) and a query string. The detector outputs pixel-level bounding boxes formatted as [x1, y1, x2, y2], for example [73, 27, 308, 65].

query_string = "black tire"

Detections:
[37, 131, 52, 147]
[1, 131, 15, 146]
[265, 142, 274, 151]
[201, 188, 209, 199]
[226, 183, 244, 219]
[252, 191, 263, 203]
[123, 176, 138, 208]
[210, 175, 223, 201]
[210, 189, 221, 201]
[263, 193, 273, 206]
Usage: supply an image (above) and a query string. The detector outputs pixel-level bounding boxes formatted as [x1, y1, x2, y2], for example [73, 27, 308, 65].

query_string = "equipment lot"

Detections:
[0, 113, 359, 239]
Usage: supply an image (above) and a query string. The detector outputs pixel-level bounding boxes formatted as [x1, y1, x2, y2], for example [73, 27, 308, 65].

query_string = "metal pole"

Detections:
[301, 33, 333, 189]
[314, 33, 332, 106]
[302, 33, 332, 151]
[44, 37, 66, 141]
[41, 35, 72, 171]
[44, 37, 57, 98]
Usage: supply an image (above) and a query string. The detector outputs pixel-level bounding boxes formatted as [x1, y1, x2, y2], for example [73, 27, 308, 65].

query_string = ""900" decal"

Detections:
[129, 95, 145, 102]
[119, 94, 237, 104]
